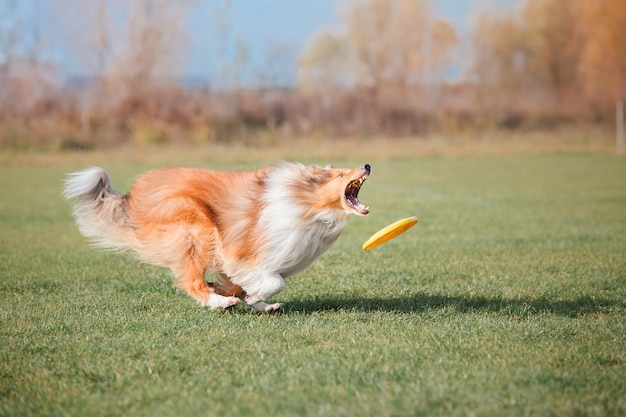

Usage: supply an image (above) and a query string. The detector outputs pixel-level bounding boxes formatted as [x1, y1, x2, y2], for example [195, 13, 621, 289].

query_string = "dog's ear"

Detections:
[325, 163, 335, 169]
[304, 165, 332, 185]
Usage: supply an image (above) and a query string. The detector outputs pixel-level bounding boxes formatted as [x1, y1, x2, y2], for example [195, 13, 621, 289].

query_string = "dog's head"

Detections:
[296, 163, 371, 216]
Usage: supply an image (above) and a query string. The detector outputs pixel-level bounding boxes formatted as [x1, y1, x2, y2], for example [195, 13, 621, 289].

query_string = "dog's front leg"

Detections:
[233, 270, 285, 313]
[249, 300, 284, 313]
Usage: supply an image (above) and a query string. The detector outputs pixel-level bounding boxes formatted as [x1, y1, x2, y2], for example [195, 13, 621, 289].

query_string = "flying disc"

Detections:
[362, 216, 419, 251]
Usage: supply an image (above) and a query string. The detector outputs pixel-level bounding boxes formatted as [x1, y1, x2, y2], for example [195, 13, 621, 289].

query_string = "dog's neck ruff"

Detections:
[257, 164, 349, 278]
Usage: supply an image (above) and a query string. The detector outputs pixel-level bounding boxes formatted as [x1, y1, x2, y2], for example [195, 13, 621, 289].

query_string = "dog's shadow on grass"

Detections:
[285, 293, 624, 318]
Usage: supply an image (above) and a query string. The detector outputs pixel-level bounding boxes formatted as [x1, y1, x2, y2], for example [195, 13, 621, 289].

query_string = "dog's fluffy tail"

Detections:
[63, 167, 137, 251]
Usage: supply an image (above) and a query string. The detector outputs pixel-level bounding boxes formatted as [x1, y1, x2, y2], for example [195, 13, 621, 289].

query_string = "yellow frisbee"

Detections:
[362, 216, 419, 251]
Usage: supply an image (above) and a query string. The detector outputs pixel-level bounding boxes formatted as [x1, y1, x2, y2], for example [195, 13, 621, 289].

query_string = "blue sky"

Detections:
[8, 0, 518, 84]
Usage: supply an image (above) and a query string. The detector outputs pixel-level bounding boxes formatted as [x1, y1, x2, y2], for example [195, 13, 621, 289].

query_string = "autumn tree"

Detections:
[468, 11, 523, 89]
[298, 30, 348, 89]
[469, 0, 626, 113]
[116, 0, 191, 95]
[522, 0, 580, 101]
[469, 0, 580, 109]
[58, 0, 194, 103]
[575, 0, 626, 107]
[0, 0, 62, 120]
[299, 0, 458, 101]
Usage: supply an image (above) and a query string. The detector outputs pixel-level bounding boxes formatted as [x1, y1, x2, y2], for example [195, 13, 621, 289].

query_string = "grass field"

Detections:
[1, 143, 625, 416]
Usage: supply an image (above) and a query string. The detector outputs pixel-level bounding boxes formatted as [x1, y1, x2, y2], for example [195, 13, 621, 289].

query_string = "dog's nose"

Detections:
[362, 164, 371, 173]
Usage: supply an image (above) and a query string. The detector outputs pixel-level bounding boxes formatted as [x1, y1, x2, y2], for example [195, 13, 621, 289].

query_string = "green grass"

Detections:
[1, 149, 625, 416]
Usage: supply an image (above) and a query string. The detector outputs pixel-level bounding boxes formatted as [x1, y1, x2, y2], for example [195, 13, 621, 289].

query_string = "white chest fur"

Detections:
[271, 212, 348, 277]
[256, 166, 350, 277]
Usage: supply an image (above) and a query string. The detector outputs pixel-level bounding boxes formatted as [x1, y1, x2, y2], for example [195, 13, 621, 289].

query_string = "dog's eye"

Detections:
[337, 173, 344, 178]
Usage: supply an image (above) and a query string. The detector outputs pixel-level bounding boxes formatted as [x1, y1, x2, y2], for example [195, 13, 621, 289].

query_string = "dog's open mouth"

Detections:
[345, 175, 369, 215]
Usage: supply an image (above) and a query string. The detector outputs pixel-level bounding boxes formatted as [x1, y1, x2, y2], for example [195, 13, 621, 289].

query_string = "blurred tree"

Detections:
[575, 0, 626, 107]
[298, 0, 458, 97]
[428, 18, 459, 78]
[469, 0, 626, 112]
[208, 6, 248, 91]
[0, 0, 21, 109]
[109, 0, 193, 96]
[341, 0, 393, 97]
[468, 11, 522, 88]
[469, 0, 579, 105]
[59, 0, 194, 103]
[298, 29, 348, 89]
[258, 41, 297, 89]
[0, 0, 19, 70]
[468, 8, 524, 107]
[0, 0, 55, 115]
[521, 0, 580, 102]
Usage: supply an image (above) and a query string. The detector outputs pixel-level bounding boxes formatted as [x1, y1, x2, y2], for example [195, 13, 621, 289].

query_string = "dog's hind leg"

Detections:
[177, 252, 240, 310]
[212, 273, 244, 298]
[179, 266, 240, 309]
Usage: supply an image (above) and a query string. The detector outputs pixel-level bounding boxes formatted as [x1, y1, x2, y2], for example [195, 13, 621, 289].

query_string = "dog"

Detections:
[63, 162, 371, 312]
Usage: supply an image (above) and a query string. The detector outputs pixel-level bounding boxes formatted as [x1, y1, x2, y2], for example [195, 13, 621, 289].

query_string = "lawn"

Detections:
[1, 144, 625, 416]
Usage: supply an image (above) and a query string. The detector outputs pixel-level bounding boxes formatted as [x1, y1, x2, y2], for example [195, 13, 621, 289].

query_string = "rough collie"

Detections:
[63, 162, 371, 312]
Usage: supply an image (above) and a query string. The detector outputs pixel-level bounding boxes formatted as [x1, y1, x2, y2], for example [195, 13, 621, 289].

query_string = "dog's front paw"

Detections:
[263, 302, 284, 313]
[249, 301, 284, 313]
[205, 294, 240, 310]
